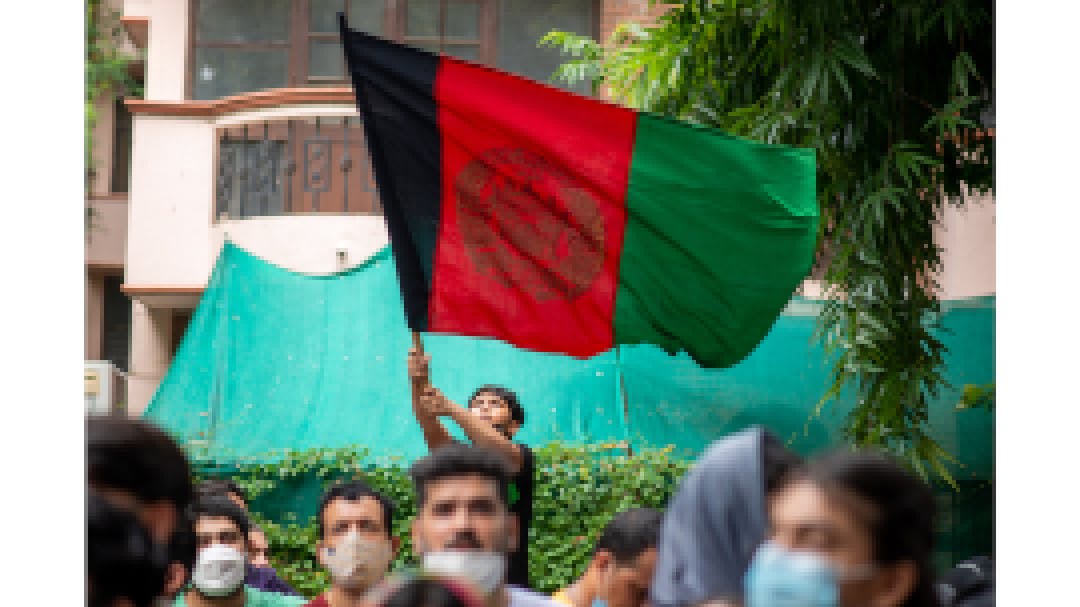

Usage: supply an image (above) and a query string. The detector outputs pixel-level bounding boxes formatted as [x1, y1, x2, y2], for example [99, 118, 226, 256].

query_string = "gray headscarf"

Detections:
[650, 427, 780, 607]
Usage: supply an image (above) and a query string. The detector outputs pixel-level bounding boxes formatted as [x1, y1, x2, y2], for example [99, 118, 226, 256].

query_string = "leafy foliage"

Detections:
[956, 383, 995, 412]
[193, 444, 689, 598]
[86, 0, 140, 193]
[542, 0, 994, 485]
[530, 443, 689, 589]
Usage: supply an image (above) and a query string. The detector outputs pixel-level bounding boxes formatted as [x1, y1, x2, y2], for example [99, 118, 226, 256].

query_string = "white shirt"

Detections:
[508, 585, 561, 607]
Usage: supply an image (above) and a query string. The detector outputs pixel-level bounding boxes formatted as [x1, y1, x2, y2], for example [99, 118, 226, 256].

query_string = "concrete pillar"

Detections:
[127, 299, 173, 416]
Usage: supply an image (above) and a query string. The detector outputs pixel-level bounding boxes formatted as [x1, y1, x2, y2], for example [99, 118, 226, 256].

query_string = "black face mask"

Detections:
[87, 493, 171, 607]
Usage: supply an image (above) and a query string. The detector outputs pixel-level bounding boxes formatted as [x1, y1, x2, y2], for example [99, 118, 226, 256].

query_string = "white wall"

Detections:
[126, 115, 217, 286]
[214, 216, 388, 275]
[935, 188, 996, 300]
[125, 0, 188, 101]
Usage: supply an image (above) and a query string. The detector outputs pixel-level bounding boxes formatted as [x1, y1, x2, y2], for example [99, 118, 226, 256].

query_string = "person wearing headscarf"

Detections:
[650, 427, 800, 607]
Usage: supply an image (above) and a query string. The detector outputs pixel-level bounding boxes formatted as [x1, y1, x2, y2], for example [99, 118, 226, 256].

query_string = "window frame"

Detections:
[187, 0, 601, 99]
[395, 0, 496, 66]
[187, 0, 297, 100]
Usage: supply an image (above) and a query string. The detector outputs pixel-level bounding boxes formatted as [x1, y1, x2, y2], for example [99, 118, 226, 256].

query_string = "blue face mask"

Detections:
[743, 541, 843, 607]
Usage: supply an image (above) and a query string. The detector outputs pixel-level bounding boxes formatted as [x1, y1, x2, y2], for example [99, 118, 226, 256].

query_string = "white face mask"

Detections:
[192, 544, 247, 597]
[321, 532, 394, 591]
[422, 550, 506, 595]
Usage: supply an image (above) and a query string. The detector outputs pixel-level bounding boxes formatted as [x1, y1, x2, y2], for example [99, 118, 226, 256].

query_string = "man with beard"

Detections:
[304, 480, 399, 607]
[408, 443, 556, 607]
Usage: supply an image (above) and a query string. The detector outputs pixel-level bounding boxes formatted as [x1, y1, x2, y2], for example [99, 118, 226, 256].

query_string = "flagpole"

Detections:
[410, 331, 427, 414]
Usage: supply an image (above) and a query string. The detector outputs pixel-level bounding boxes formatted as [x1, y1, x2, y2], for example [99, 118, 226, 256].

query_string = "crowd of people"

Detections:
[87, 348, 991, 607]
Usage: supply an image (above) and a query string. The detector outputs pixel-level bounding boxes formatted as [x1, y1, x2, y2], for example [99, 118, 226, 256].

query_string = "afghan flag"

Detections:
[339, 15, 818, 368]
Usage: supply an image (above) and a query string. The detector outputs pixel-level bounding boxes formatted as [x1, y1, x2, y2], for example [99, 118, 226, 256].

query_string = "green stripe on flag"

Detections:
[613, 113, 819, 368]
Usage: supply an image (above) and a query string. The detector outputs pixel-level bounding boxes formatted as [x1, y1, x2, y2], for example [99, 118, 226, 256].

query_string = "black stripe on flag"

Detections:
[339, 13, 441, 331]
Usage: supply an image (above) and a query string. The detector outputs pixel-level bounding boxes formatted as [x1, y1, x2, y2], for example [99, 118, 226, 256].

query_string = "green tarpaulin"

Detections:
[622, 298, 995, 480]
[145, 242, 627, 463]
[146, 241, 992, 482]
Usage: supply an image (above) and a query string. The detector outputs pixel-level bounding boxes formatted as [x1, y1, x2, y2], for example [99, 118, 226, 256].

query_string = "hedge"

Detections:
[193, 443, 690, 598]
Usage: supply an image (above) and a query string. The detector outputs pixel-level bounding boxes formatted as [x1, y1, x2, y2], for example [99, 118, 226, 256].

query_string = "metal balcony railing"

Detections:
[215, 115, 380, 219]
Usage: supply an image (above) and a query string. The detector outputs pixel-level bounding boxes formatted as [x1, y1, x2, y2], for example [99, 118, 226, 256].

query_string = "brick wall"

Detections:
[593, 1, 673, 101]
[599, 0, 673, 41]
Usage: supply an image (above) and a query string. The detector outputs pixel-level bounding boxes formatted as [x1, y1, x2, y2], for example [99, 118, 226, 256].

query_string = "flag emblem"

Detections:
[456, 146, 606, 301]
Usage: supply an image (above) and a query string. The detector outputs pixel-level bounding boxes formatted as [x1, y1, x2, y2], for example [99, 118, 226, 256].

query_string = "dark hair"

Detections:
[316, 479, 396, 539]
[87, 493, 169, 607]
[760, 431, 801, 496]
[409, 444, 513, 508]
[467, 385, 525, 426]
[196, 479, 248, 505]
[87, 417, 193, 510]
[167, 508, 197, 578]
[191, 495, 251, 538]
[381, 577, 483, 607]
[594, 507, 664, 564]
[794, 451, 940, 607]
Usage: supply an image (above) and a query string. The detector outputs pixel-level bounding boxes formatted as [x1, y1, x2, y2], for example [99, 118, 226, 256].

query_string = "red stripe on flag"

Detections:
[429, 57, 636, 356]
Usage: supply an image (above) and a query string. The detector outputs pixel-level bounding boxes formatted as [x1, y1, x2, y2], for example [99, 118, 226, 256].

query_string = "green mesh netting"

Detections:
[146, 240, 993, 480]
[617, 297, 994, 566]
[144, 241, 627, 463]
[622, 298, 995, 481]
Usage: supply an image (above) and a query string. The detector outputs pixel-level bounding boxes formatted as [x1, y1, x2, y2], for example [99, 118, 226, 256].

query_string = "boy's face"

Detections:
[468, 392, 519, 438]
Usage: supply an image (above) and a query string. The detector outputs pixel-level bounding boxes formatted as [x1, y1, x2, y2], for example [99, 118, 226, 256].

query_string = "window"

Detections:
[102, 275, 131, 372]
[111, 98, 132, 193]
[402, 0, 493, 63]
[496, 0, 596, 94]
[191, 0, 597, 99]
[170, 309, 194, 361]
[307, 0, 394, 82]
[192, 0, 292, 100]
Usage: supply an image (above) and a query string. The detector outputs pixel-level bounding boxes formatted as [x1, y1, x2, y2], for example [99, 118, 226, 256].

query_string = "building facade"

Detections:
[85, 0, 996, 416]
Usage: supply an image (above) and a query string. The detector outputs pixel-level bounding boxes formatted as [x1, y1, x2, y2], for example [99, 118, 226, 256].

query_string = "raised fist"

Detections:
[407, 347, 430, 383]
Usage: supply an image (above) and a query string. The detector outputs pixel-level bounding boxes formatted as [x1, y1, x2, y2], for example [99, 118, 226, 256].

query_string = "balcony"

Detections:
[123, 88, 392, 286]
[215, 115, 380, 219]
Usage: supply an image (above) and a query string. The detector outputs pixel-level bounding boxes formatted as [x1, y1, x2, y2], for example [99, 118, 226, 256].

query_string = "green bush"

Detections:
[193, 443, 690, 598]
